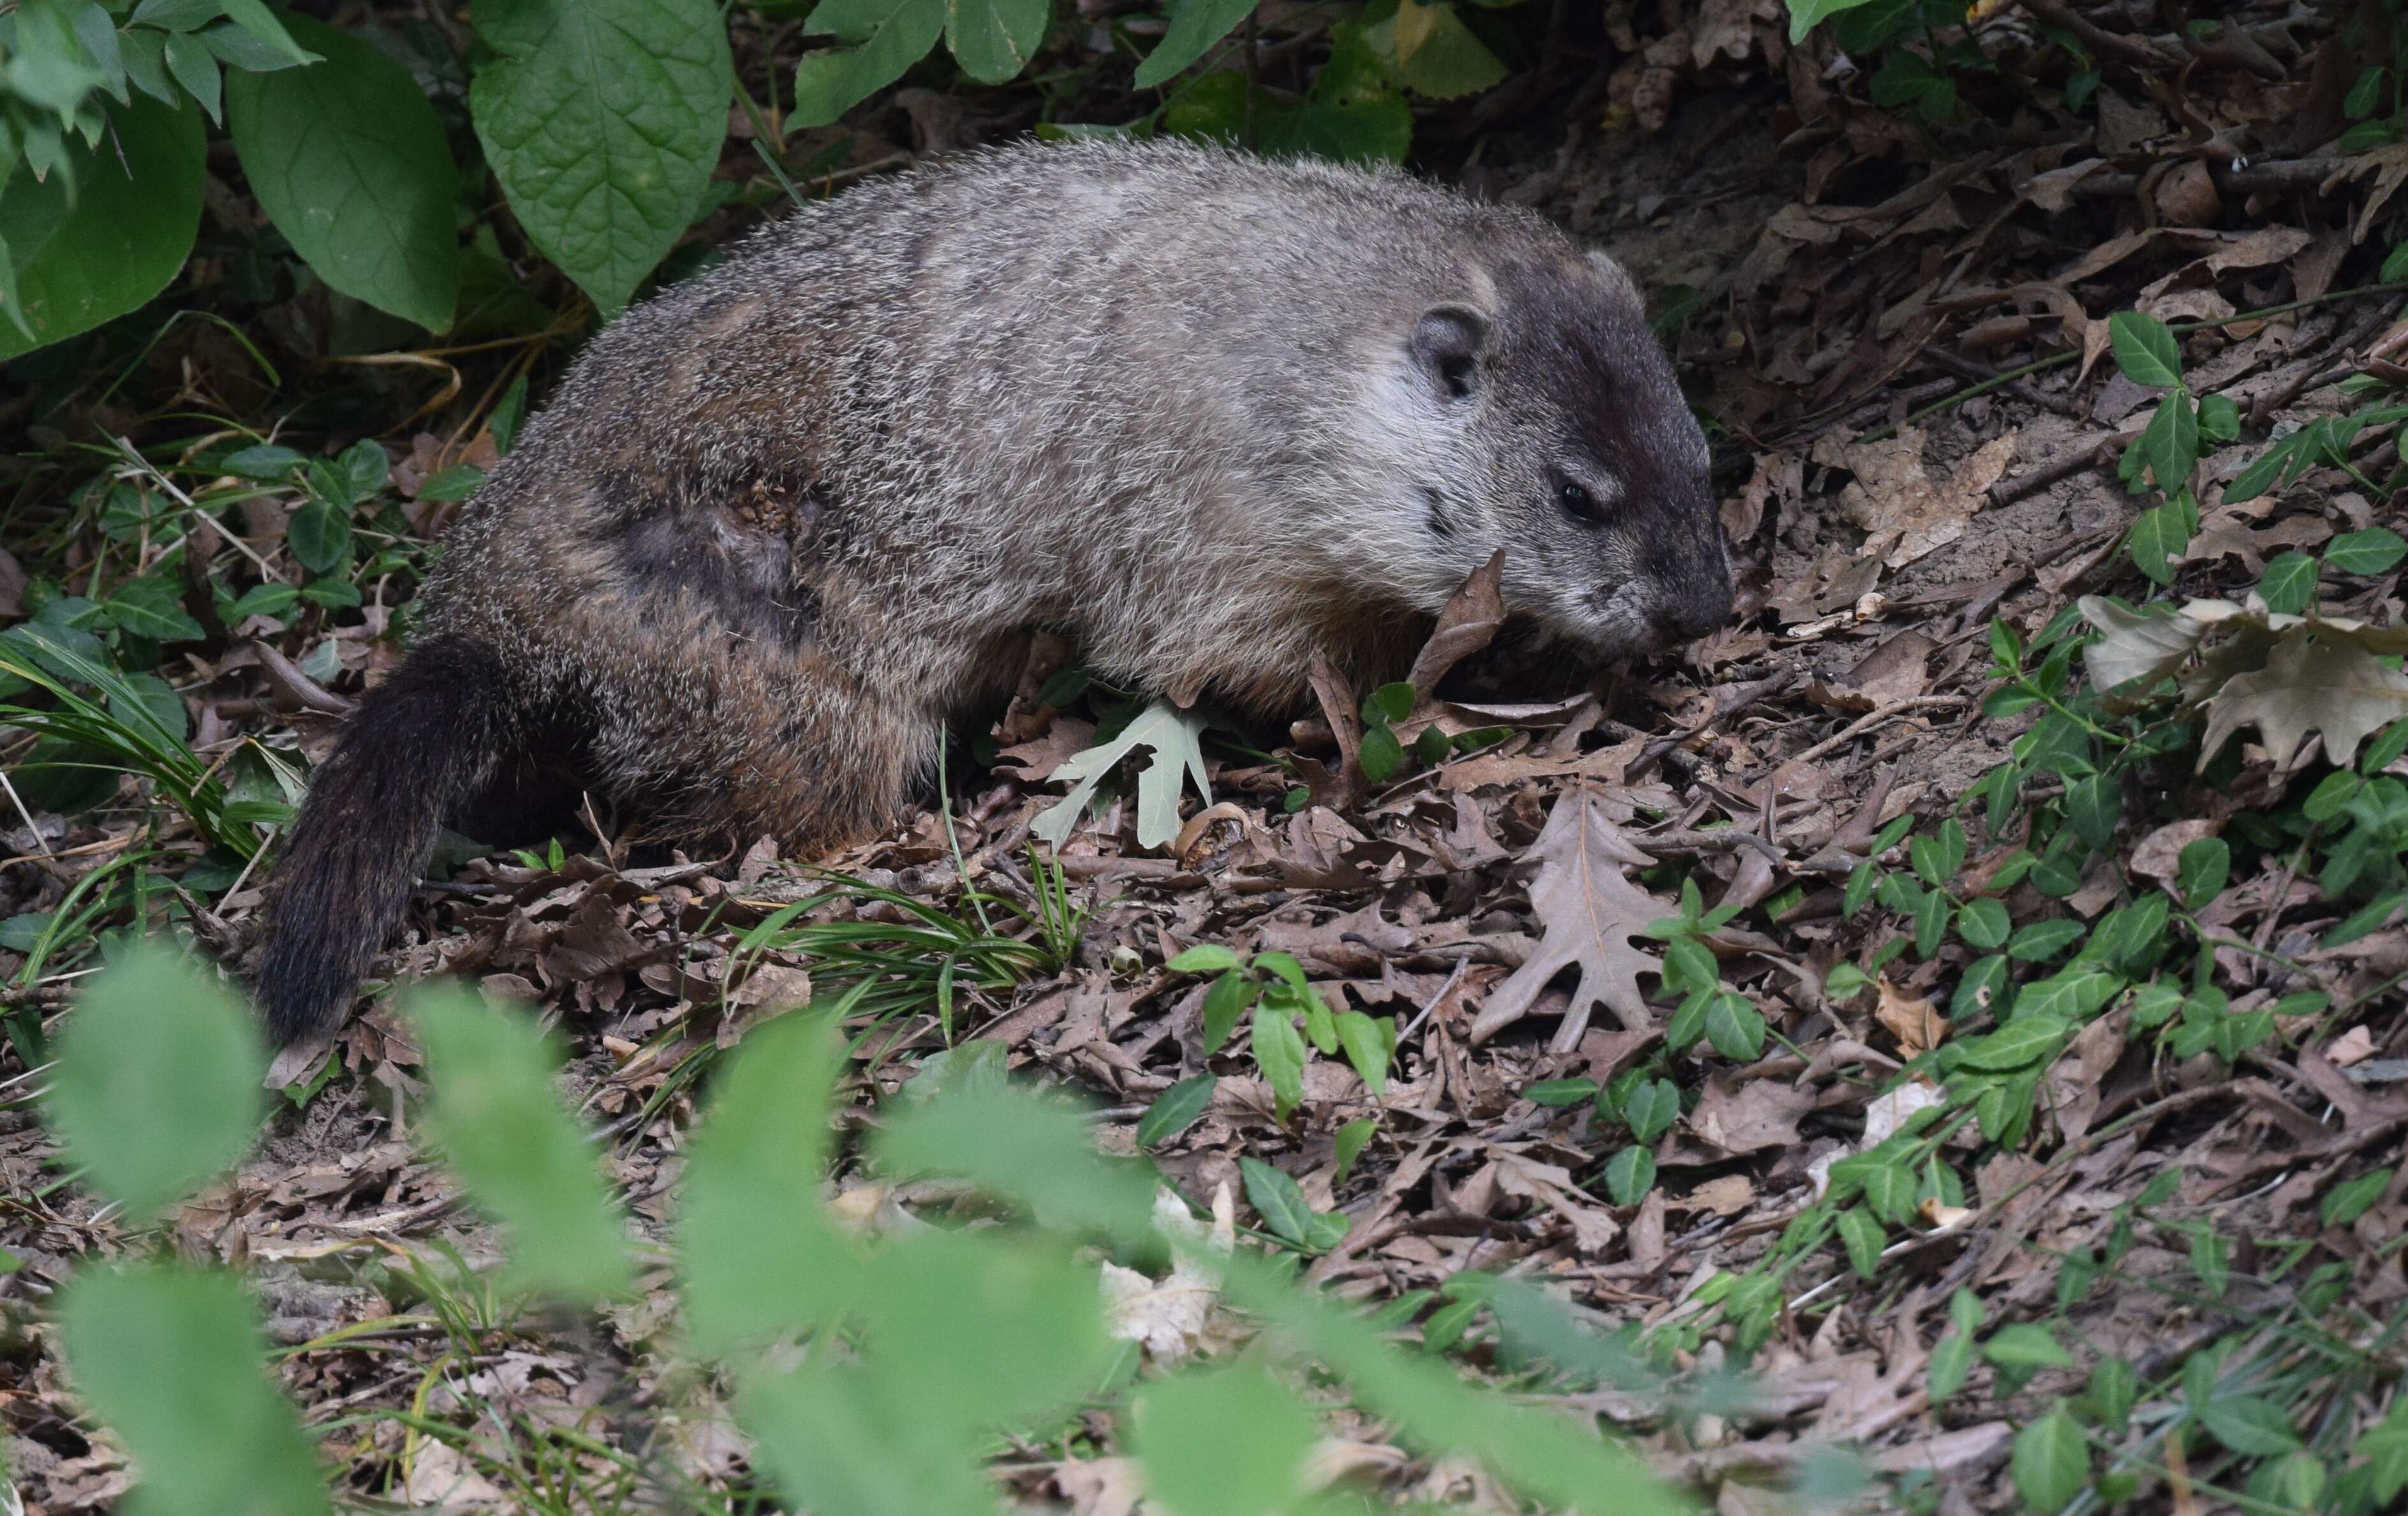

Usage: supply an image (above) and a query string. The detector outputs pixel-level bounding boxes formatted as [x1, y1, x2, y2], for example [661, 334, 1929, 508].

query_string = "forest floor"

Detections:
[4, 1, 2407, 1512]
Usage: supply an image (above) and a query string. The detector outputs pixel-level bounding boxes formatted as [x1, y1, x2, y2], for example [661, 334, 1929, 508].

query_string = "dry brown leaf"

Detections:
[2127, 819, 2220, 895]
[1810, 427, 2019, 569]
[2203, 632, 2408, 769]
[1467, 789, 1671, 1049]
[1407, 549, 1506, 699]
[1873, 977, 1945, 1054]
[1687, 1073, 1812, 1154]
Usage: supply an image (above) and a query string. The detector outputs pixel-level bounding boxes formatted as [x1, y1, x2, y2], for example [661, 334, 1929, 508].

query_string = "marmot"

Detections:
[256, 138, 1733, 1043]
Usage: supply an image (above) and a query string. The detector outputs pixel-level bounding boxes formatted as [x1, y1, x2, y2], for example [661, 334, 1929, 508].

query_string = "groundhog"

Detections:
[256, 138, 1733, 1044]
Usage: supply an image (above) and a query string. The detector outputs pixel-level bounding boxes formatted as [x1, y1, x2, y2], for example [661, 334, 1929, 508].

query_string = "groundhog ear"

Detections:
[1410, 305, 1491, 401]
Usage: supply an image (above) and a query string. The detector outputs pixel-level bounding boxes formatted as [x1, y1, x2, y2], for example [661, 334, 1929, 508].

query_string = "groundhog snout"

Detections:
[1638, 528, 1734, 643]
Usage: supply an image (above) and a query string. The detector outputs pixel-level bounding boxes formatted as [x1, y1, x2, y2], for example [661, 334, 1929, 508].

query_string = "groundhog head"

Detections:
[1392, 249, 1733, 660]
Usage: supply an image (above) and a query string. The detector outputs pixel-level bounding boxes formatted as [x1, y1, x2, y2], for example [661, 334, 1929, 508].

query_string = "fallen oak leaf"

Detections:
[1406, 549, 1506, 699]
[2201, 631, 2408, 770]
[1468, 788, 1671, 1051]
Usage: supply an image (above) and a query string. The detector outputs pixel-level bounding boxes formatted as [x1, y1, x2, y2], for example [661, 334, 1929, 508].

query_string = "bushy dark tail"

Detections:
[256, 635, 513, 1044]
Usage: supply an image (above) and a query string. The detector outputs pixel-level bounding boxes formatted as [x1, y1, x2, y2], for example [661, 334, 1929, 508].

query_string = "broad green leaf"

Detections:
[1167, 944, 1244, 974]
[1703, 995, 1766, 1060]
[2064, 771, 2120, 850]
[1137, 1073, 1219, 1148]
[2196, 390, 2240, 442]
[875, 1081, 1156, 1237]
[100, 576, 206, 643]
[1620, 1077, 1680, 1143]
[1334, 1009, 1396, 1094]
[1135, 1366, 1318, 1516]
[1379, 0, 1507, 99]
[2139, 392, 2199, 491]
[2127, 501, 2191, 584]
[410, 986, 632, 1302]
[1199, 970, 1257, 1055]
[1133, 0, 1257, 88]
[227, 13, 459, 331]
[2011, 1408, 2090, 1511]
[2326, 526, 2408, 577]
[2358, 1400, 2408, 1501]
[1956, 1014, 2069, 1073]
[285, 499, 350, 574]
[2108, 309, 2182, 388]
[1784, 0, 1885, 44]
[1835, 1206, 1883, 1277]
[2199, 1394, 2303, 1456]
[862, 1226, 1112, 1438]
[1243, 1156, 1341, 1251]
[1602, 1144, 1654, 1205]
[791, 0, 946, 128]
[58, 1264, 329, 1516]
[2007, 918, 2085, 962]
[1523, 1078, 1599, 1106]
[1985, 1322, 2075, 1371]
[677, 1013, 857, 1355]
[1332, 1115, 1375, 1180]
[2321, 1166, 2393, 1227]
[1359, 720, 1407, 783]
[1956, 896, 2011, 950]
[2175, 836, 2229, 907]
[48, 942, 265, 1218]
[2258, 551, 2318, 614]
[469, 0, 733, 314]
[1251, 999, 1307, 1120]
[1927, 1328, 1974, 1402]
[0, 94, 203, 359]
[945, 0, 1048, 84]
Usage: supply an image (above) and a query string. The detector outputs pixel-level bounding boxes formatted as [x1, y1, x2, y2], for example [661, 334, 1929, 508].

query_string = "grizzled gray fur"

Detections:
[255, 137, 1732, 1043]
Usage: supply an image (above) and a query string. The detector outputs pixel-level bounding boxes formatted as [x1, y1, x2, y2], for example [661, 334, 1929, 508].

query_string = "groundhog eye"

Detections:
[1556, 479, 1606, 525]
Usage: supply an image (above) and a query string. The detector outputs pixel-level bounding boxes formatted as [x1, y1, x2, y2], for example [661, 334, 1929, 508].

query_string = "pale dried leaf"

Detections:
[1468, 790, 1671, 1047]
[2202, 630, 2408, 769]
[1407, 549, 1506, 698]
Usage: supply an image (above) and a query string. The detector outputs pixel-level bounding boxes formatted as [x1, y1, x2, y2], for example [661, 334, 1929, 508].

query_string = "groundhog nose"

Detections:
[1651, 575, 1732, 643]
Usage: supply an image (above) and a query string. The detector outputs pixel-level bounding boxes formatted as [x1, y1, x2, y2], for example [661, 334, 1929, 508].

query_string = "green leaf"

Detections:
[1334, 1009, 1396, 1095]
[1958, 1015, 2069, 1073]
[1136, 1365, 1319, 1516]
[1199, 970, 1257, 1055]
[47, 942, 265, 1219]
[2175, 836, 2229, 907]
[2257, 551, 2319, 614]
[285, 499, 350, 575]
[2007, 918, 2086, 962]
[410, 985, 632, 1302]
[1835, 1206, 1883, 1277]
[2089, 1357, 2137, 1434]
[2011, 1408, 2090, 1512]
[2108, 310, 2182, 388]
[1250, 999, 1307, 1121]
[2196, 390, 2240, 442]
[1359, 720, 1406, 784]
[945, 0, 1048, 84]
[417, 462, 486, 502]
[2321, 1166, 2394, 1227]
[57, 1264, 330, 1516]
[1523, 1078, 1598, 1106]
[2326, 526, 2408, 577]
[1986, 1321, 2076, 1371]
[1913, 888, 1948, 960]
[790, 0, 945, 128]
[1620, 1077, 1680, 1143]
[1928, 1328, 1974, 1403]
[1378, 0, 1507, 100]
[1332, 1115, 1374, 1182]
[226, 13, 458, 331]
[1602, 1144, 1655, 1205]
[1135, 1074, 1219, 1150]
[2199, 1394, 2303, 1457]
[1132, 0, 1257, 87]
[2358, 1401, 2408, 1501]
[1703, 995, 1766, 1061]
[0, 94, 204, 359]
[1241, 1156, 1325, 1250]
[677, 1012, 856, 1355]
[2127, 501, 2193, 584]
[1167, 944, 1245, 974]
[101, 575, 205, 643]
[1857, 1161, 1915, 1224]
[1956, 897, 2011, 950]
[470, 0, 733, 314]
[1784, 0, 1884, 43]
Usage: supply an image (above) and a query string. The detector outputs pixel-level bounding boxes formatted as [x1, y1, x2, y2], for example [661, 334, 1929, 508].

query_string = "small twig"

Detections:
[1988, 426, 2145, 507]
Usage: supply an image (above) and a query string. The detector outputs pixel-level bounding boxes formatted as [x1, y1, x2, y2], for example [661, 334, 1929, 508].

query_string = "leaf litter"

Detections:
[7, 5, 2408, 1510]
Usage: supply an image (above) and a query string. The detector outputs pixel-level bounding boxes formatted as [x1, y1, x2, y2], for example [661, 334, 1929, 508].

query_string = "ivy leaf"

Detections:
[2108, 310, 2182, 388]
[2126, 502, 2193, 584]
[1620, 1077, 1681, 1143]
[1602, 1145, 1654, 1205]
[2196, 391, 2240, 442]
[1957, 1015, 2070, 1073]
[227, 14, 459, 331]
[100, 576, 207, 643]
[2175, 837, 2229, 907]
[2257, 551, 2318, 614]
[1250, 999, 1307, 1120]
[1334, 1009, 1397, 1095]
[2198, 1395, 2303, 1457]
[2325, 526, 2408, 577]
[1030, 699, 1211, 849]
[470, 0, 733, 315]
